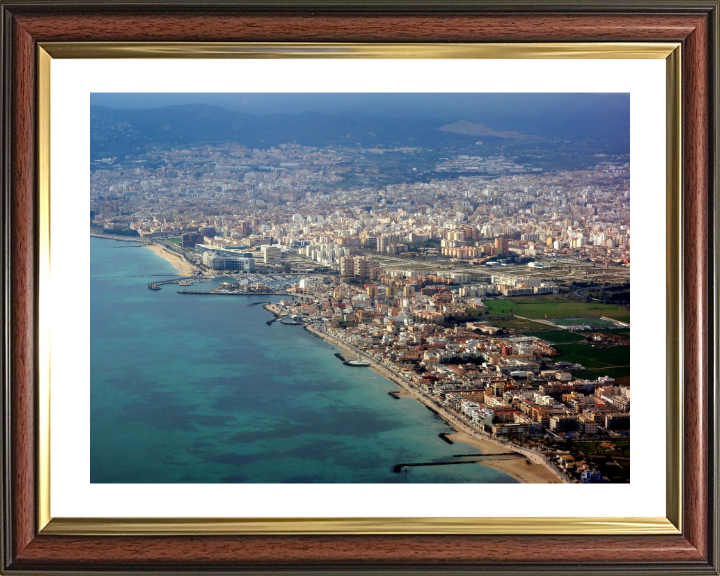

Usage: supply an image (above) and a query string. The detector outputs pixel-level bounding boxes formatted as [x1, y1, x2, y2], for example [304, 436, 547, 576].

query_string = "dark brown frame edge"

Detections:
[1, 1, 718, 574]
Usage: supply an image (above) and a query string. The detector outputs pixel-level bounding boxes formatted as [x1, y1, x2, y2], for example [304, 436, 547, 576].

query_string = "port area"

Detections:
[178, 290, 294, 296]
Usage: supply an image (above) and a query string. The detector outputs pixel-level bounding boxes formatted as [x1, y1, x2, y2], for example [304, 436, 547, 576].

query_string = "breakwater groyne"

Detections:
[438, 432, 454, 444]
[148, 277, 195, 290]
[393, 453, 522, 473]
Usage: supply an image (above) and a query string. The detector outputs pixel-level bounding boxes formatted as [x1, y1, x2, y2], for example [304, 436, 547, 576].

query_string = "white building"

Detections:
[261, 244, 282, 264]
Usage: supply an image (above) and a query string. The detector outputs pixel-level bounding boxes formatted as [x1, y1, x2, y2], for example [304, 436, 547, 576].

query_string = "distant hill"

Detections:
[439, 120, 545, 141]
[90, 104, 626, 161]
[91, 104, 477, 160]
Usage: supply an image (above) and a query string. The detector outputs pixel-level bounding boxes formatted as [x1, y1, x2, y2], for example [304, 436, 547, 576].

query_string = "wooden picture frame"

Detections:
[1, 1, 718, 573]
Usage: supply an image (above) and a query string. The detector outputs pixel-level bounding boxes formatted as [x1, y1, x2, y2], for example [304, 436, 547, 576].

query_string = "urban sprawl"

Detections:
[92, 141, 631, 483]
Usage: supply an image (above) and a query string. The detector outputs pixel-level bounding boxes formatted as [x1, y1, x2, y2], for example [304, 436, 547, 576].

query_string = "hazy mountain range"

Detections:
[90, 102, 628, 161]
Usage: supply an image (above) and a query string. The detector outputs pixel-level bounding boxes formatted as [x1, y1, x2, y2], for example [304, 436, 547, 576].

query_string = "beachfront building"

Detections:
[202, 252, 254, 271]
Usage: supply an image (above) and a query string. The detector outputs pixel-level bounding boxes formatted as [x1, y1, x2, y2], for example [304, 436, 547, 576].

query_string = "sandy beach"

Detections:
[144, 243, 198, 276]
[481, 458, 563, 484]
[305, 324, 566, 484]
[445, 431, 507, 455]
[445, 432, 563, 483]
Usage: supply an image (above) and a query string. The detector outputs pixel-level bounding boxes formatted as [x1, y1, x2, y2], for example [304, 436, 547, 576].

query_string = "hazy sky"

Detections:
[91, 92, 628, 125]
[89, 94, 630, 146]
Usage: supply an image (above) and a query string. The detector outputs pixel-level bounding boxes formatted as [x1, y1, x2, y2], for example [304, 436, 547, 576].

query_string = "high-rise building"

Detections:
[182, 232, 204, 249]
[261, 245, 281, 264]
[495, 237, 509, 255]
[238, 221, 251, 236]
[339, 256, 369, 278]
[339, 256, 354, 277]
[377, 236, 388, 253]
[354, 256, 369, 278]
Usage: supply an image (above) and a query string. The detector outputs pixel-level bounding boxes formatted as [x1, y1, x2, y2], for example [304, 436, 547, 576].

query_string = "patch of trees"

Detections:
[103, 228, 139, 237]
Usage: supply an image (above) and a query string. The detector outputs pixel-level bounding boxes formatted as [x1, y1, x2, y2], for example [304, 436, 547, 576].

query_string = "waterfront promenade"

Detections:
[305, 324, 568, 484]
[90, 232, 148, 243]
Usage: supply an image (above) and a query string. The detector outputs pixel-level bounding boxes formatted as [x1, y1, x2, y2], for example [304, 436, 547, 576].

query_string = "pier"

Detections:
[148, 276, 195, 290]
[392, 453, 522, 473]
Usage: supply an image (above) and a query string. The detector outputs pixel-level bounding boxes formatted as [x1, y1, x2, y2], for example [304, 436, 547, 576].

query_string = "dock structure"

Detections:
[392, 453, 523, 473]
[148, 277, 195, 290]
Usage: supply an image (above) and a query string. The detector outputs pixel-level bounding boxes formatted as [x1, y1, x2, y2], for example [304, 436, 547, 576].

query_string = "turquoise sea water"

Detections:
[90, 236, 516, 483]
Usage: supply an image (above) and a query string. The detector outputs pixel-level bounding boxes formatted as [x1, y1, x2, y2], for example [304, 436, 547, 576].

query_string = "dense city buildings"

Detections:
[91, 108, 630, 483]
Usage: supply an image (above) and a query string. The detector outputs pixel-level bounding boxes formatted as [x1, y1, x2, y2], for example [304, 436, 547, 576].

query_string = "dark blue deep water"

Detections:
[90, 237, 516, 483]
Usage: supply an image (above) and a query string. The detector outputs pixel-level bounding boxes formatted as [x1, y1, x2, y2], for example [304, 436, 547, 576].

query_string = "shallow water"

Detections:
[91, 237, 517, 484]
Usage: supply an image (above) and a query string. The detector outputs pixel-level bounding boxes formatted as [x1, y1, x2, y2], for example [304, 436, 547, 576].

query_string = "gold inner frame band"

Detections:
[36, 42, 683, 536]
[37, 45, 52, 533]
[42, 516, 677, 536]
[40, 41, 679, 59]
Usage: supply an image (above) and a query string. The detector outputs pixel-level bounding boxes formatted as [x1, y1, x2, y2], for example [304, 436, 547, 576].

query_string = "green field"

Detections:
[514, 301, 630, 322]
[509, 295, 569, 303]
[571, 440, 630, 458]
[484, 300, 517, 315]
[553, 318, 618, 328]
[522, 330, 586, 343]
[553, 343, 630, 377]
[574, 367, 631, 380]
[484, 298, 630, 323]
[481, 318, 552, 332]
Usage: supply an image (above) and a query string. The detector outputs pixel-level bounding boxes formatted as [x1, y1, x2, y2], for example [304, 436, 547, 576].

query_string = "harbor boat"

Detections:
[343, 354, 371, 367]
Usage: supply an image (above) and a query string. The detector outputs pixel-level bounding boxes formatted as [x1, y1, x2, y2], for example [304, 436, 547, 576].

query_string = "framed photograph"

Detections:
[1, 1, 718, 574]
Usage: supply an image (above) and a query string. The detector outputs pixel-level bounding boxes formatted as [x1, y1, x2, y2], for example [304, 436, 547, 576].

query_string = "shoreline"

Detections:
[90, 232, 148, 244]
[305, 324, 566, 484]
[143, 243, 198, 276]
[91, 233, 197, 276]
